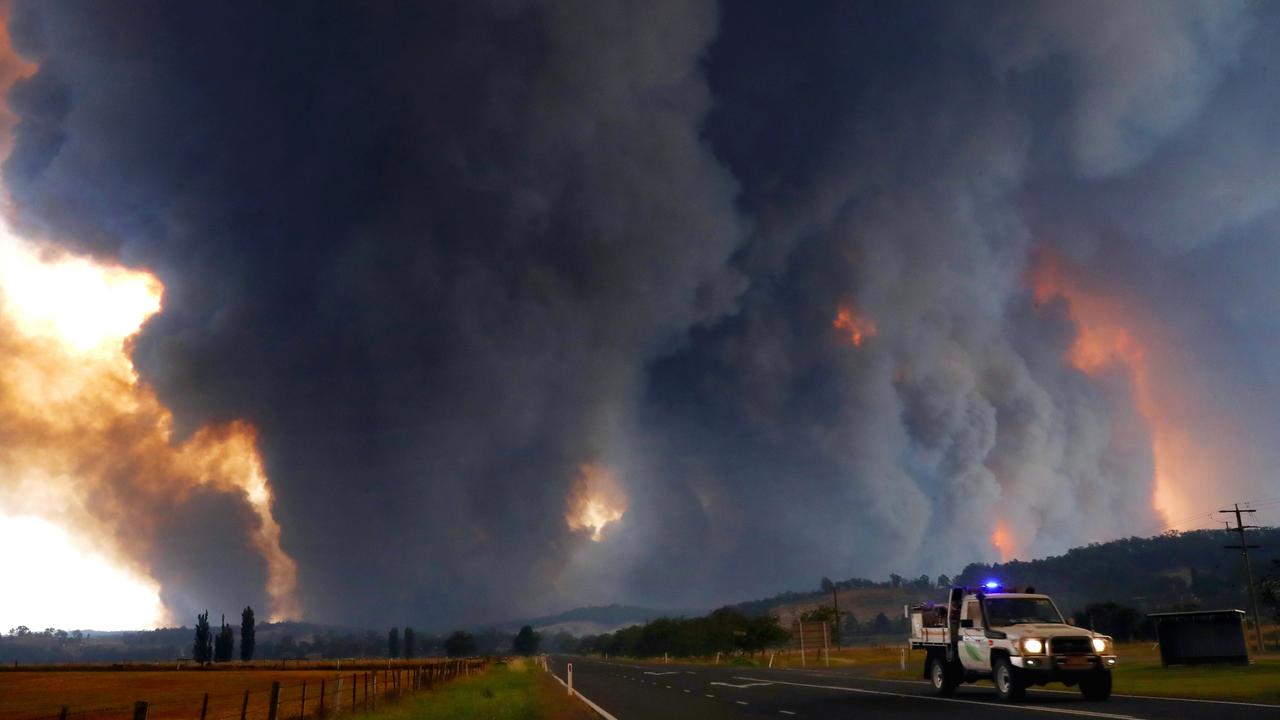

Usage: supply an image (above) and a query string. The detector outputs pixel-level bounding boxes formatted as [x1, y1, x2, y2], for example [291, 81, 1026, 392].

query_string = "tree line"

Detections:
[572, 607, 788, 658]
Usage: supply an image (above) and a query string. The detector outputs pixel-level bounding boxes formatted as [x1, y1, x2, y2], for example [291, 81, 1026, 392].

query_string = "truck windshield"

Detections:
[984, 598, 1063, 626]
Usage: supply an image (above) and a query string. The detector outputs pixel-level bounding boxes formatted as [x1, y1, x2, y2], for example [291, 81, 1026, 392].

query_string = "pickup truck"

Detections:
[908, 583, 1117, 701]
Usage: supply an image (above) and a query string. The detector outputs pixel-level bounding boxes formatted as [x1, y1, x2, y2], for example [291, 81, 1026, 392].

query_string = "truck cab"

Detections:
[909, 584, 1117, 701]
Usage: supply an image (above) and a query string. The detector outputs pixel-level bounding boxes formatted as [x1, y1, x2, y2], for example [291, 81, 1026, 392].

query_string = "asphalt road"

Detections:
[547, 655, 1279, 720]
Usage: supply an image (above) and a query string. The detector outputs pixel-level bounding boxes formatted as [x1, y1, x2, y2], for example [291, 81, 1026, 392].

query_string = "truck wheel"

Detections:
[1080, 670, 1112, 701]
[993, 657, 1025, 701]
[929, 655, 958, 696]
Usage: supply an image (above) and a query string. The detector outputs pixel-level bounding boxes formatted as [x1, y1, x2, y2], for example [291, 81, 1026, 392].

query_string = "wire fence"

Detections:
[9, 659, 489, 720]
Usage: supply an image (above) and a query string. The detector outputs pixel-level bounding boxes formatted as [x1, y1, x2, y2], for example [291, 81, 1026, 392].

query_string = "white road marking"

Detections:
[780, 712, 796, 717]
[683, 689, 691, 693]
[737, 700, 749, 706]
[548, 667, 619, 720]
[732, 677, 1143, 720]
[710, 681, 775, 689]
[645, 671, 679, 676]
[705, 694, 715, 698]
[819, 674, 1280, 709]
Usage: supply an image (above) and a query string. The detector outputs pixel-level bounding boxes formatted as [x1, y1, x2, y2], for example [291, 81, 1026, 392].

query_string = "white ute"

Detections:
[908, 583, 1118, 701]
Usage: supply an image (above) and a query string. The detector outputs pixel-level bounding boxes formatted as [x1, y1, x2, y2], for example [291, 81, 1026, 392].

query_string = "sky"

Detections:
[1, 0, 1279, 631]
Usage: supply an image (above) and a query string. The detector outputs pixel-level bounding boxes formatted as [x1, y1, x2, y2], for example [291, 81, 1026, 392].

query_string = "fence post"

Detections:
[334, 677, 342, 716]
[371, 674, 377, 711]
[567, 663, 573, 697]
[133, 701, 148, 720]
[300, 682, 307, 720]
[318, 680, 325, 717]
[240, 691, 250, 720]
[351, 674, 356, 712]
[267, 682, 280, 720]
[58, 708, 68, 720]
[200, 693, 209, 720]
[363, 673, 368, 711]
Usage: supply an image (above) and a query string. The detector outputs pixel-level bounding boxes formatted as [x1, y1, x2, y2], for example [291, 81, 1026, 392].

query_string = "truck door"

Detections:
[958, 598, 991, 671]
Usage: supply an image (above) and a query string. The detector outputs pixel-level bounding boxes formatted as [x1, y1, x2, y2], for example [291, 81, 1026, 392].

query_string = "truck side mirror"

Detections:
[960, 619, 973, 629]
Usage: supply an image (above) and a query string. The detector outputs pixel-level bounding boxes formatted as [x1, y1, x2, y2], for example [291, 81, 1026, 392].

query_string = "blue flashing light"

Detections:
[983, 580, 1002, 590]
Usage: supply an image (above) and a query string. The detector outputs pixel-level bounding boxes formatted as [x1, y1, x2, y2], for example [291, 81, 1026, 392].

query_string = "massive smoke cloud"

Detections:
[3, 0, 1277, 626]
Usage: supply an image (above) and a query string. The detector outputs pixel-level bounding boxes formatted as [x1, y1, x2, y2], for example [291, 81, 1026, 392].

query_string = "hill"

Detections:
[955, 528, 1280, 615]
[501, 604, 700, 636]
[731, 528, 1280, 633]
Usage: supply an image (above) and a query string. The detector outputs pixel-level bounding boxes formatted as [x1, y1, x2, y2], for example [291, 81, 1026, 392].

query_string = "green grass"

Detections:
[1108, 657, 1280, 703]
[359, 659, 595, 720]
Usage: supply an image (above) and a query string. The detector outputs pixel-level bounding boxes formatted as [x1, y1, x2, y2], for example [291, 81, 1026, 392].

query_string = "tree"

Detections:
[388, 627, 400, 658]
[240, 606, 256, 661]
[1072, 602, 1143, 641]
[214, 615, 235, 662]
[820, 577, 834, 593]
[1260, 560, 1280, 623]
[842, 612, 859, 636]
[936, 574, 952, 588]
[444, 630, 477, 657]
[194, 611, 213, 664]
[871, 612, 893, 634]
[403, 627, 416, 658]
[889, 574, 903, 588]
[512, 625, 540, 656]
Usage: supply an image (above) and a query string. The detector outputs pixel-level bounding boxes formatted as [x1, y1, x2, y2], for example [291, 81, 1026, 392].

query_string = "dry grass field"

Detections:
[0, 661, 484, 720]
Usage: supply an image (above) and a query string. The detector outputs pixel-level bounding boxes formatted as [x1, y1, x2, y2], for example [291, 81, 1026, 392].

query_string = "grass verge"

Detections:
[361, 659, 596, 720]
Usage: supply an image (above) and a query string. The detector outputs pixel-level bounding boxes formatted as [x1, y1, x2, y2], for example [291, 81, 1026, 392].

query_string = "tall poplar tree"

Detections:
[240, 606, 256, 661]
[193, 611, 212, 664]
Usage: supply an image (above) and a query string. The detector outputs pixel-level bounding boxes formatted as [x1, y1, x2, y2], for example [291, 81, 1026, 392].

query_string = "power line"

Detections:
[1220, 503, 1265, 654]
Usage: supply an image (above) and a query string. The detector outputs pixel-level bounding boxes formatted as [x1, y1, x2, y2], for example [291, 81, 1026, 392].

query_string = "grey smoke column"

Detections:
[5, 0, 1278, 623]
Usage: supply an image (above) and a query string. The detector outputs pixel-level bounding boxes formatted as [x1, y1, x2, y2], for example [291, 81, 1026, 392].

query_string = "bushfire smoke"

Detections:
[2, 0, 1278, 628]
[0, 227, 300, 625]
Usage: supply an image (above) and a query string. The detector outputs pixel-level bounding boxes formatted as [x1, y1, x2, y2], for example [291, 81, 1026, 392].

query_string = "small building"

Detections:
[1147, 609, 1249, 666]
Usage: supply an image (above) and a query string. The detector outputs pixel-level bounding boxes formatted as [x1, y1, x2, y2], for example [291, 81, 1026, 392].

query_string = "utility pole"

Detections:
[1220, 503, 1265, 654]
[831, 587, 841, 649]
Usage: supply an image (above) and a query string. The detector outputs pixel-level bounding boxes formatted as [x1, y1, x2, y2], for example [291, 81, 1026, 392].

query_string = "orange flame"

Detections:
[1029, 248, 1224, 527]
[0, 229, 301, 623]
[565, 463, 627, 541]
[833, 304, 877, 347]
[991, 523, 1013, 562]
[0, 12, 299, 626]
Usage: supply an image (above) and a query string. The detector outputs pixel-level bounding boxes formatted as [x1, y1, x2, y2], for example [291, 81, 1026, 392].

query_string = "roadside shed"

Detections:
[1147, 609, 1249, 666]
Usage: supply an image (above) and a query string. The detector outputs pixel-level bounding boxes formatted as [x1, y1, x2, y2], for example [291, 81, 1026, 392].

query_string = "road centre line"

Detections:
[732, 677, 1142, 720]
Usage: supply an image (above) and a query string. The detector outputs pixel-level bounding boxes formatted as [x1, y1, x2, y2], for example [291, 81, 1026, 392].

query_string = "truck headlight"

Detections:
[1091, 637, 1108, 653]
[1022, 638, 1044, 654]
